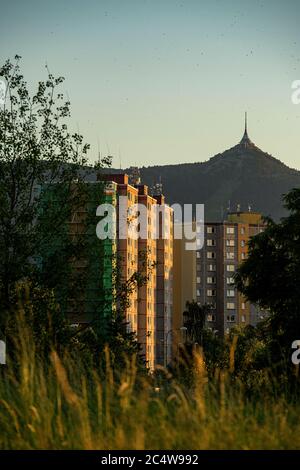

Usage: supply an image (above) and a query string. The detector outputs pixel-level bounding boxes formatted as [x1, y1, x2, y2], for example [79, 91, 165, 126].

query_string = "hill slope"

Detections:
[135, 131, 300, 221]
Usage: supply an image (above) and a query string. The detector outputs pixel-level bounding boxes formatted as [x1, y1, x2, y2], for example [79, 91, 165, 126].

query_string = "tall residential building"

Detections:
[41, 181, 117, 325]
[135, 183, 158, 369]
[196, 210, 266, 335]
[172, 222, 197, 354]
[154, 194, 173, 366]
[102, 174, 140, 333]
[100, 173, 173, 370]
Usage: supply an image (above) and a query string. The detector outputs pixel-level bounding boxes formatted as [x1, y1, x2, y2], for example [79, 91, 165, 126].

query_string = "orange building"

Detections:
[104, 174, 139, 333]
[99, 173, 173, 369]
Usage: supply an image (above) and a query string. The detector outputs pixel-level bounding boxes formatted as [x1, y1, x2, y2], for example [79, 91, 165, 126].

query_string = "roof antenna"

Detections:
[245, 111, 247, 134]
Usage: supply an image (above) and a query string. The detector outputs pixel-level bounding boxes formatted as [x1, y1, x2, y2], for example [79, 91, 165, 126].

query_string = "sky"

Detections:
[1, 0, 300, 169]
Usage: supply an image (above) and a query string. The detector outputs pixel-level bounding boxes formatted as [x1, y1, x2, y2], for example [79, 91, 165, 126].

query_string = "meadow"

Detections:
[0, 313, 299, 450]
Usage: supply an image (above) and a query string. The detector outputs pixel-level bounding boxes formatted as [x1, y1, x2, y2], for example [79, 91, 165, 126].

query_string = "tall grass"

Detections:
[0, 312, 299, 450]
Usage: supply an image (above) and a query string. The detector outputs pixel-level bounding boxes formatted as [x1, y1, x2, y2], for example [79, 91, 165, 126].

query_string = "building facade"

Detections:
[196, 211, 265, 335]
[172, 222, 197, 355]
[100, 173, 174, 369]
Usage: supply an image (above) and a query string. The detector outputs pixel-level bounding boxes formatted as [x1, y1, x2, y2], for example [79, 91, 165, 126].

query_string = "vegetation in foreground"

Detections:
[0, 310, 300, 450]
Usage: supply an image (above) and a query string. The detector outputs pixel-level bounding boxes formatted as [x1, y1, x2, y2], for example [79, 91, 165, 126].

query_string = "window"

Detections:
[241, 315, 246, 322]
[241, 227, 245, 235]
[226, 265, 235, 272]
[226, 315, 235, 322]
[241, 302, 246, 310]
[226, 239, 235, 247]
[226, 302, 235, 310]
[241, 240, 246, 247]
[227, 289, 235, 297]
[207, 226, 215, 234]
[196, 289, 201, 296]
[226, 227, 235, 235]
[196, 276, 201, 284]
[207, 314, 216, 322]
[207, 252, 216, 259]
[241, 252, 246, 260]
[208, 264, 216, 271]
[226, 277, 234, 285]
[226, 252, 235, 260]
[207, 276, 216, 284]
[207, 239, 216, 246]
[207, 289, 216, 297]
[196, 251, 201, 258]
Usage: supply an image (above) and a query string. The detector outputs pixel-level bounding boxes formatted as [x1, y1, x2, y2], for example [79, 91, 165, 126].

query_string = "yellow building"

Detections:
[100, 173, 173, 370]
[172, 222, 197, 355]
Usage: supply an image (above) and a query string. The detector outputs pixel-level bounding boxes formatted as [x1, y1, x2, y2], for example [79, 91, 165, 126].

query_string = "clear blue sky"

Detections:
[1, 0, 300, 168]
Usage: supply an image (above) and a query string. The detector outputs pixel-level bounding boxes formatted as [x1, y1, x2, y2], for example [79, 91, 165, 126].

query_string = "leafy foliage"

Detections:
[235, 188, 300, 362]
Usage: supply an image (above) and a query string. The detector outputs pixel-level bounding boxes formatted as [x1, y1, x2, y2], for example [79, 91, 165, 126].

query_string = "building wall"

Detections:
[196, 212, 265, 335]
[154, 195, 173, 366]
[100, 174, 173, 370]
[137, 186, 157, 370]
[173, 222, 197, 355]
[115, 179, 139, 333]
[62, 181, 117, 324]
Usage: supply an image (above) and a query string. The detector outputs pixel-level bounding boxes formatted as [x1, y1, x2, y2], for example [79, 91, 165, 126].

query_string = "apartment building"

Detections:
[172, 222, 197, 355]
[100, 173, 173, 370]
[57, 181, 118, 324]
[196, 210, 265, 335]
[153, 194, 173, 366]
[104, 174, 140, 334]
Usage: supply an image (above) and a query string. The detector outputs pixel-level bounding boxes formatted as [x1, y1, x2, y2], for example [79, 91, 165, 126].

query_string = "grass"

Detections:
[0, 313, 300, 450]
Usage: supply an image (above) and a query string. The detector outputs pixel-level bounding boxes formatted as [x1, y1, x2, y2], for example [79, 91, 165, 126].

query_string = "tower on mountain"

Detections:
[239, 112, 253, 148]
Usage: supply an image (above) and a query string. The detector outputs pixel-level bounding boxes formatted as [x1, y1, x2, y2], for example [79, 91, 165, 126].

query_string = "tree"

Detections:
[234, 188, 300, 365]
[0, 56, 153, 373]
[0, 56, 92, 324]
[183, 300, 211, 346]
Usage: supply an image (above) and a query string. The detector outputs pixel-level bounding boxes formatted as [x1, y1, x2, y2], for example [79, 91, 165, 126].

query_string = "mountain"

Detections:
[133, 123, 300, 221]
